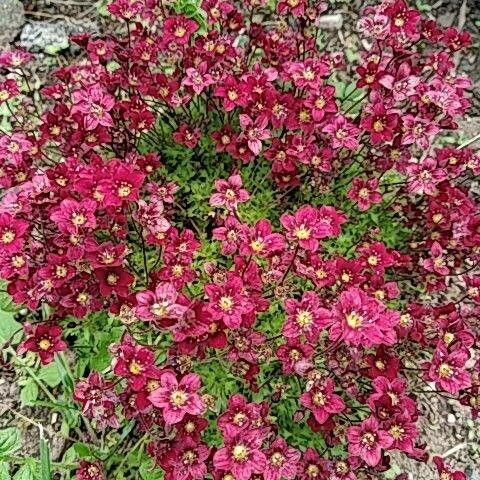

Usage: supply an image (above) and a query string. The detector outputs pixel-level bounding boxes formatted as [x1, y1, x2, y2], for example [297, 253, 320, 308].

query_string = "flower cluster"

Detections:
[0, 0, 478, 478]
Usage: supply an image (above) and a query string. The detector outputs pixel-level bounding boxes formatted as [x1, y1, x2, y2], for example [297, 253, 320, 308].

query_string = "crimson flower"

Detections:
[300, 378, 345, 425]
[323, 115, 360, 150]
[75, 460, 105, 480]
[347, 177, 382, 211]
[433, 457, 466, 480]
[213, 430, 266, 480]
[264, 437, 300, 480]
[0, 213, 28, 253]
[17, 323, 67, 365]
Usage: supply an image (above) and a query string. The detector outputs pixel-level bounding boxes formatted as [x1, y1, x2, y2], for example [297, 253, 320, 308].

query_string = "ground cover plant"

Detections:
[0, 0, 479, 478]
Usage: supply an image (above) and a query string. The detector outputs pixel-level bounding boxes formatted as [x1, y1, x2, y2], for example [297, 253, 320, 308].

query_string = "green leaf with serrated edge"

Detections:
[20, 380, 39, 406]
[0, 428, 21, 456]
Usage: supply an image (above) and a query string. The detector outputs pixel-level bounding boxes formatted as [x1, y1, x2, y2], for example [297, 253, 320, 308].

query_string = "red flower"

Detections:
[112, 334, 162, 390]
[0, 213, 28, 253]
[213, 430, 266, 480]
[163, 15, 198, 45]
[347, 178, 382, 211]
[17, 323, 67, 365]
[300, 378, 345, 425]
[433, 457, 466, 480]
[73, 372, 119, 429]
[264, 437, 300, 480]
[76, 460, 105, 480]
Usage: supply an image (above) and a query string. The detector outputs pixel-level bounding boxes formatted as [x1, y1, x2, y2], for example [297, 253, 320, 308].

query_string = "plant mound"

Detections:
[0, 0, 479, 479]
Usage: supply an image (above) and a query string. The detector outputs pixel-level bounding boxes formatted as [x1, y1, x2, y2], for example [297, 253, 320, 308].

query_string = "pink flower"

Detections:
[401, 115, 439, 149]
[149, 371, 205, 424]
[210, 173, 250, 211]
[0, 213, 28, 253]
[264, 437, 300, 480]
[423, 241, 449, 276]
[347, 416, 393, 467]
[347, 178, 382, 211]
[213, 430, 266, 480]
[163, 439, 210, 480]
[282, 291, 330, 342]
[205, 273, 253, 329]
[17, 323, 67, 365]
[406, 157, 446, 195]
[239, 219, 285, 257]
[280, 205, 328, 251]
[323, 115, 360, 150]
[183, 62, 214, 94]
[72, 86, 115, 131]
[135, 282, 189, 325]
[300, 378, 345, 424]
[328, 287, 398, 347]
[50, 198, 97, 234]
[425, 344, 471, 394]
[239, 114, 270, 156]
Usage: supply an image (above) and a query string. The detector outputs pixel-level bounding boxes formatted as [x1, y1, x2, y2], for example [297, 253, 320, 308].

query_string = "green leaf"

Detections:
[39, 438, 51, 480]
[139, 457, 163, 480]
[37, 363, 61, 388]
[0, 311, 20, 345]
[0, 428, 21, 456]
[20, 380, 39, 406]
[73, 442, 91, 457]
[0, 462, 11, 480]
[12, 461, 36, 480]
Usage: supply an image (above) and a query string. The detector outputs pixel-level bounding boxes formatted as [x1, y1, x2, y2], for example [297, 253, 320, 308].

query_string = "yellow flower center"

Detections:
[346, 312, 362, 329]
[71, 212, 87, 226]
[38, 339, 51, 350]
[270, 452, 285, 466]
[129, 361, 142, 375]
[438, 363, 453, 378]
[117, 183, 132, 198]
[232, 444, 249, 461]
[170, 389, 188, 406]
[294, 226, 310, 240]
[1, 230, 15, 244]
[296, 310, 313, 327]
[219, 296, 234, 312]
